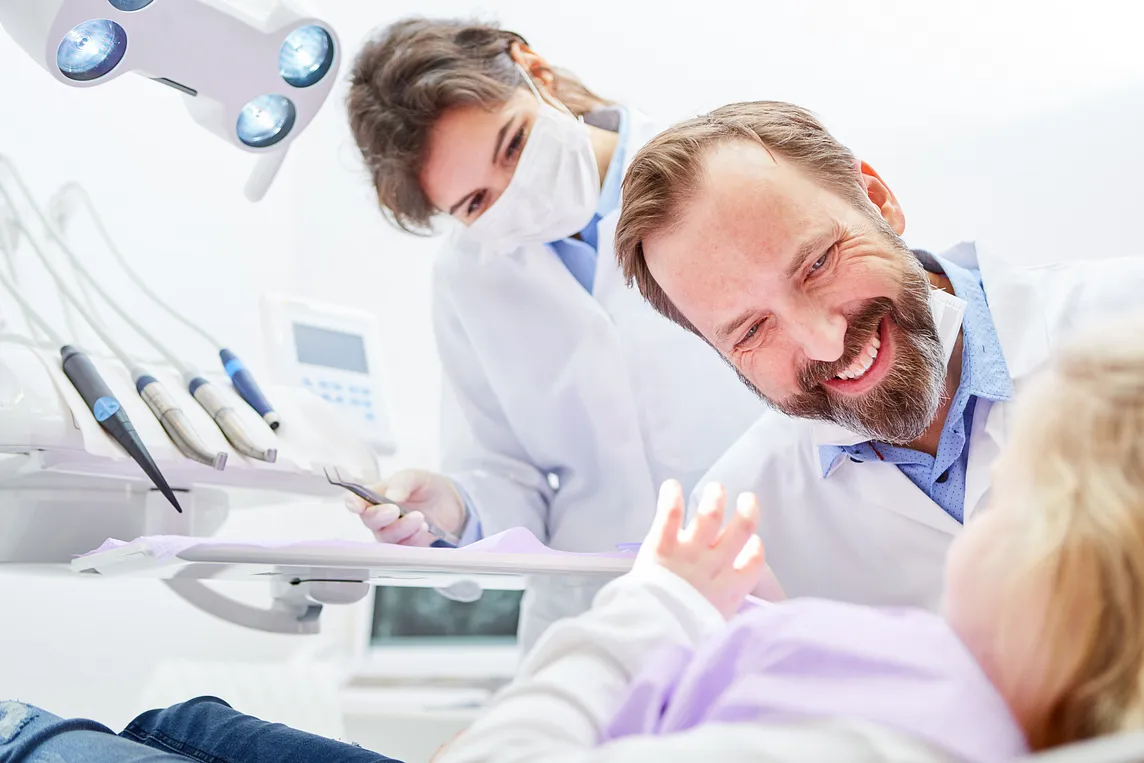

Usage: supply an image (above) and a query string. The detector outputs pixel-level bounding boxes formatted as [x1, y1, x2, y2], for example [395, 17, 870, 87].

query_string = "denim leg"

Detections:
[0, 701, 190, 763]
[121, 696, 403, 763]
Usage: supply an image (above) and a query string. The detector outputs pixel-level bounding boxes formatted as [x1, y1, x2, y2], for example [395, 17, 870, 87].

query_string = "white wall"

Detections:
[1, 0, 1143, 751]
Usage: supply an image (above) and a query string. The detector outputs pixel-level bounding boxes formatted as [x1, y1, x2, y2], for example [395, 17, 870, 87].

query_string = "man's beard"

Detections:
[739, 240, 948, 445]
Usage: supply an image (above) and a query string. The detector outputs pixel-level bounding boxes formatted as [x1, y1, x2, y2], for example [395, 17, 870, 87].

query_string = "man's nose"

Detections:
[787, 303, 847, 363]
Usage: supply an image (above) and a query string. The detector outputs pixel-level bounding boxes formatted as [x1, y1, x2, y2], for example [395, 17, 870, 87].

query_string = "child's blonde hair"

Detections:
[1012, 314, 1144, 749]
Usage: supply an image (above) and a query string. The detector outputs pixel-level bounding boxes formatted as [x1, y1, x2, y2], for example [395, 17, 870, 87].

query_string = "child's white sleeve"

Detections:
[437, 565, 726, 763]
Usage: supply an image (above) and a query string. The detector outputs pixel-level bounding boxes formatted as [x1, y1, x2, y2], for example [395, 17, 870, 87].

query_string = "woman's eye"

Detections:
[467, 191, 486, 217]
[505, 127, 525, 160]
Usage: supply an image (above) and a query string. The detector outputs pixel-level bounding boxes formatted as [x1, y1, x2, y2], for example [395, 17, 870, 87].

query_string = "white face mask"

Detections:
[463, 67, 601, 251]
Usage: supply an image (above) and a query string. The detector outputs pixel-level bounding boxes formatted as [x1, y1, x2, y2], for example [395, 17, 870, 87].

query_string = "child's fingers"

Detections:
[686, 483, 725, 547]
[649, 480, 685, 557]
[733, 533, 766, 575]
[716, 492, 761, 563]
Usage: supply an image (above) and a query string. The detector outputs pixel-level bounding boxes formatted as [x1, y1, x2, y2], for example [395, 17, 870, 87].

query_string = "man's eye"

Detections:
[810, 251, 830, 273]
[738, 319, 767, 349]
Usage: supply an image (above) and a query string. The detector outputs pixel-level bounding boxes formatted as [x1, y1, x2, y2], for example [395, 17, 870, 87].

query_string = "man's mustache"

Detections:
[797, 298, 893, 391]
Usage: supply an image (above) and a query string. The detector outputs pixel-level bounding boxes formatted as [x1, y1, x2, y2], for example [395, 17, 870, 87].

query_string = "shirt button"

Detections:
[937, 470, 951, 484]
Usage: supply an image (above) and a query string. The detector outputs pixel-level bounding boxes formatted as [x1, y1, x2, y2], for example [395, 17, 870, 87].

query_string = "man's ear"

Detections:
[856, 160, 905, 235]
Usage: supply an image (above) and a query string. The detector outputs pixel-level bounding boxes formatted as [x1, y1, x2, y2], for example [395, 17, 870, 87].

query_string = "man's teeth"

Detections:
[836, 334, 882, 380]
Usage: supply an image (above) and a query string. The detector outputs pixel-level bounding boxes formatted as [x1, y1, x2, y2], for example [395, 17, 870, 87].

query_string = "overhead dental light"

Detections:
[0, 0, 341, 201]
[236, 94, 297, 148]
[55, 18, 127, 81]
[279, 24, 334, 88]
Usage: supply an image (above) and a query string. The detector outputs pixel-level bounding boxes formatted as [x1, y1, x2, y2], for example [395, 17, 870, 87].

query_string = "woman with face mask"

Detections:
[344, 17, 767, 649]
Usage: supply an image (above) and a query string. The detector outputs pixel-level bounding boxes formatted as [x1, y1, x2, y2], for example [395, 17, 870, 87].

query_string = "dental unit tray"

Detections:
[70, 529, 636, 635]
[72, 528, 635, 579]
[0, 340, 383, 565]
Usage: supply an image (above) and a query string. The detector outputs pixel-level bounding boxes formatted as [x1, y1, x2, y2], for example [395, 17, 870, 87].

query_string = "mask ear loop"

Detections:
[515, 62, 583, 123]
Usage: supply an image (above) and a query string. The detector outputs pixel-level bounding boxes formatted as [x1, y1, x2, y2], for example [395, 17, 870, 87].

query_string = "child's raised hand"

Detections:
[636, 480, 766, 619]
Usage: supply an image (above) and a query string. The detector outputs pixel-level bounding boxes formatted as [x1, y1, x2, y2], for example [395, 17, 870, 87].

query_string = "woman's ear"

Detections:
[508, 40, 557, 96]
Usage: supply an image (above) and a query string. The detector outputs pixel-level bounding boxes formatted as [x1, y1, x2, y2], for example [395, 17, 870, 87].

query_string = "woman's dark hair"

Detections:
[347, 17, 612, 233]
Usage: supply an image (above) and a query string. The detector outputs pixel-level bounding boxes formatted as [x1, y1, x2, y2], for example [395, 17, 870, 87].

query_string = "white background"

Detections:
[1, 0, 1143, 758]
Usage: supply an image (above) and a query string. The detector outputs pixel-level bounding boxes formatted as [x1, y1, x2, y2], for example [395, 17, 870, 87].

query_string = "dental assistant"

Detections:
[344, 18, 765, 647]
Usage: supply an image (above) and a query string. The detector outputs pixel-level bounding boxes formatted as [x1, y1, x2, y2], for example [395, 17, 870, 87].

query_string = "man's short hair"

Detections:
[614, 101, 868, 335]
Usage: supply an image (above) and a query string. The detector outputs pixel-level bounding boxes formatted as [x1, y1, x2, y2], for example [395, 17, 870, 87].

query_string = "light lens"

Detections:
[108, 0, 154, 10]
[236, 95, 296, 148]
[279, 25, 333, 88]
[57, 19, 127, 82]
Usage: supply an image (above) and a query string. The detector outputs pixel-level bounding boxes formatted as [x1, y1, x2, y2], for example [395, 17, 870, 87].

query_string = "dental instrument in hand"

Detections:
[323, 465, 458, 548]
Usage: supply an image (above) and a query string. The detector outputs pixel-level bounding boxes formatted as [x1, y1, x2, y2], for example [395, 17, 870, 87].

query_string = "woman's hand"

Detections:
[345, 469, 466, 546]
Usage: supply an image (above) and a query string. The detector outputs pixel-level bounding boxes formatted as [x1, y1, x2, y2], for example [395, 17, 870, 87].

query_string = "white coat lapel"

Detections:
[962, 398, 1007, 523]
[961, 245, 1053, 523]
[830, 457, 963, 535]
[975, 244, 1051, 381]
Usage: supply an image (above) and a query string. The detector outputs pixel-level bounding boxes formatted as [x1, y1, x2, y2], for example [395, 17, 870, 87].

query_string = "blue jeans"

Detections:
[0, 696, 402, 763]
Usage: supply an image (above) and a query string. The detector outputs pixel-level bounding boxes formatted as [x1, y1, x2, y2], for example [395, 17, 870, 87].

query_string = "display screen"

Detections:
[293, 323, 369, 374]
[370, 587, 523, 645]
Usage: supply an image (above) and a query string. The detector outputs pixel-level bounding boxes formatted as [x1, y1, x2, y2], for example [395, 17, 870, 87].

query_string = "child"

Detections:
[437, 315, 1144, 762]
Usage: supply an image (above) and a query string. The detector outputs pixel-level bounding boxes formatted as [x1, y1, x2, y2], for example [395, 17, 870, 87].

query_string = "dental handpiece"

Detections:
[188, 377, 277, 463]
[137, 375, 227, 470]
[219, 349, 280, 431]
[61, 346, 182, 513]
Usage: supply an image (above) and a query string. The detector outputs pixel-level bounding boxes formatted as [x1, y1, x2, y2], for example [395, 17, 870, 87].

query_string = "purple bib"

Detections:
[605, 599, 1028, 763]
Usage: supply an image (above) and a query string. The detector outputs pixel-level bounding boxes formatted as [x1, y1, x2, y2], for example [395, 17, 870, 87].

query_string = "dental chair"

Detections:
[1028, 732, 1144, 763]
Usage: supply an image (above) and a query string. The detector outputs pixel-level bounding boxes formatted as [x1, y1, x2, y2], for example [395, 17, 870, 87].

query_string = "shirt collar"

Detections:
[922, 251, 1014, 404]
[819, 445, 848, 478]
[590, 106, 629, 219]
